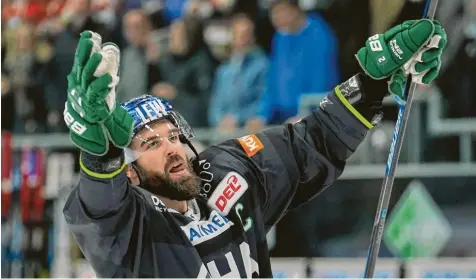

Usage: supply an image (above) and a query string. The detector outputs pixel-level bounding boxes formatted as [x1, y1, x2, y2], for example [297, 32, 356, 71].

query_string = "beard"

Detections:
[134, 154, 201, 201]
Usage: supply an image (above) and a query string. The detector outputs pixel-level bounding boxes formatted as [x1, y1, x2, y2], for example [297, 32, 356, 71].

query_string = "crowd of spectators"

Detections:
[6, 0, 474, 135]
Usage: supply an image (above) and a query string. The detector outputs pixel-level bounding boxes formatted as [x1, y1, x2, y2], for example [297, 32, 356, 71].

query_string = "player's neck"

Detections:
[160, 196, 188, 213]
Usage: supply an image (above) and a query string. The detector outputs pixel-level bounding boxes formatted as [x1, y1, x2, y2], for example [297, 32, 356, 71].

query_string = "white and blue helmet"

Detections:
[120, 95, 195, 163]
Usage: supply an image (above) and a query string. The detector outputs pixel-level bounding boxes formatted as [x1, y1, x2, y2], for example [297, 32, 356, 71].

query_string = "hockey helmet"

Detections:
[120, 95, 195, 164]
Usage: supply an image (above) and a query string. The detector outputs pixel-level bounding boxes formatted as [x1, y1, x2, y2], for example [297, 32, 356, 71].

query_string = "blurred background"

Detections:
[1, 0, 476, 277]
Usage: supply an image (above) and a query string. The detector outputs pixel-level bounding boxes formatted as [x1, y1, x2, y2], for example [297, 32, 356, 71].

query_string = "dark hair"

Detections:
[230, 13, 255, 36]
[270, 0, 300, 8]
[231, 13, 253, 24]
[123, 9, 152, 30]
[181, 16, 204, 55]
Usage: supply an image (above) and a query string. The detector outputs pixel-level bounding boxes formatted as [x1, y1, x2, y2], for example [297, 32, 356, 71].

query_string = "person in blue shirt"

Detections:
[208, 13, 269, 131]
[247, 0, 340, 131]
[161, 0, 188, 24]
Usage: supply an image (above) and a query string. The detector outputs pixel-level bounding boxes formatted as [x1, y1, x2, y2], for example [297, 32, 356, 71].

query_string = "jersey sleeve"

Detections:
[197, 74, 383, 229]
[62, 146, 144, 277]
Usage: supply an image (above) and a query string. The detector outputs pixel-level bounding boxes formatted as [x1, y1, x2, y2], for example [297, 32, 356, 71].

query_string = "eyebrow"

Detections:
[140, 128, 180, 147]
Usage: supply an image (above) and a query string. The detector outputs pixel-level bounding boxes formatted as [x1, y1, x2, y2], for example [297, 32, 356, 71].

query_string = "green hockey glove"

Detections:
[387, 69, 408, 104]
[65, 31, 133, 155]
[403, 21, 447, 85]
[356, 19, 437, 80]
[64, 101, 110, 155]
[388, 22, 447, 103]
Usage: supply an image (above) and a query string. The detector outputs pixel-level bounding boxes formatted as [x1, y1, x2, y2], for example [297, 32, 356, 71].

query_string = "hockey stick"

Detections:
[363, 0, 439, 277]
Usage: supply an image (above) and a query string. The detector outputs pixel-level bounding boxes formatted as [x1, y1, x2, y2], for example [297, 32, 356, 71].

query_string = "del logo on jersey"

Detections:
[208, 172, 248, 215]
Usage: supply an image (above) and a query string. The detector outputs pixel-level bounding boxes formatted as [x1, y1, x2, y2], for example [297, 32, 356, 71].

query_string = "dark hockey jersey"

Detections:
[63, 75, 377, 278]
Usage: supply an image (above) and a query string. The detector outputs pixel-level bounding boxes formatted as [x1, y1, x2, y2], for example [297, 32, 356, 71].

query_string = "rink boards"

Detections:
[73, 257, 476, 278]
[271, 257, 476, 278]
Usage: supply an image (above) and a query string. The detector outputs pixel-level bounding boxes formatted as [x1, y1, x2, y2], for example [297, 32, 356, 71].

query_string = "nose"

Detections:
[162, 138, 178, 158]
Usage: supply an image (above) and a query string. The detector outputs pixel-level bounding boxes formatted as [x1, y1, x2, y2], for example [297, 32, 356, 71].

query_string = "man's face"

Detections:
[129, 120, 201, 200]
[168, 20, 188, 55]
[124, 12, 149, 47]
[270, 2, 300, 32]
[232, 17, 254, 51]
[16, 24, 35, 52]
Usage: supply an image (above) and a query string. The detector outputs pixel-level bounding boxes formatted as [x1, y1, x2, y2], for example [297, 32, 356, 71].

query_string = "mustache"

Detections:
[164, 154, 186, 172]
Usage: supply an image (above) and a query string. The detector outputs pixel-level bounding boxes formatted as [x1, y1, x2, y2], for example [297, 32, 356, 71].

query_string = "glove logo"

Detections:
[64, 104, 87, 135]
[368, 34, 383, 52]
[390, 39, 404, 60]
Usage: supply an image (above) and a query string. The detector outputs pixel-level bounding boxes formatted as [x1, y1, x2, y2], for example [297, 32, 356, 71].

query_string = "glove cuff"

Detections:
[80, 145, 125, 179]
[321, 74, 384, 128]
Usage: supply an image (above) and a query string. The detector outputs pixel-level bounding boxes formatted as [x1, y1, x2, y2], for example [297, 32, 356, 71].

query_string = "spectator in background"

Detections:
[208, 13, 268, 131]
[437, 0, 476, 118]
[246, 0, 339, 131]
[161, 0, 189, 24]
[44, 0, 109, 132]
[321, 0, 426, 82]
[155, 16, 214, 127]
[2, 35, 14, 133]
[117, 9, 162, 102]
[2, 23, 48, 134]
[423, 0, 476, 162]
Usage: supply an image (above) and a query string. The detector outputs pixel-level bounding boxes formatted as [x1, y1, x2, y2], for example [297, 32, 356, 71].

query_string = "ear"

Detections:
[126, 164, 140, 185]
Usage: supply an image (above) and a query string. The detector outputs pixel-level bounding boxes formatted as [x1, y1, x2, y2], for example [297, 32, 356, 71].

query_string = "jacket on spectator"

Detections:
[117, 46, 163, 103]
[157, 48, 214, 128]
[257, 13, 339, 124]
[162, 0, 188, 24]
[208, 47, 268, 127]
[117, 47, 149, 102]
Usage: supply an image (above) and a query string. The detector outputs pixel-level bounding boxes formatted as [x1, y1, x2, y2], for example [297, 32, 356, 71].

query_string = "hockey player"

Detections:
[63, 19, 446, 277]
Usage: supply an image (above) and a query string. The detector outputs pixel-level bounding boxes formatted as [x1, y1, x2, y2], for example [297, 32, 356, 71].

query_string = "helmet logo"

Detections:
[135, 99, 170, 125]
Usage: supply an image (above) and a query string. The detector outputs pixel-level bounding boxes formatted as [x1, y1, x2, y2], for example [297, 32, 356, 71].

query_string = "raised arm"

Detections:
[197, 19, 447, 228]
[199, 73, 381, 228]
[61, 31, 140, 277]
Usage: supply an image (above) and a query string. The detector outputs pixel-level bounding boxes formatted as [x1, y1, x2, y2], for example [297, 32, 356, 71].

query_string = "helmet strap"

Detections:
[183, 137, 200, 170]
[130, 162, 145, 186]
